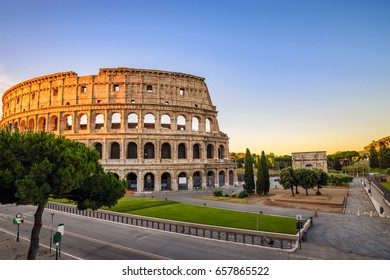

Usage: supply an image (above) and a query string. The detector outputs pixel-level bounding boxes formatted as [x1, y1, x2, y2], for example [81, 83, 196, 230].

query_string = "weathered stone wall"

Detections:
[1, 67, 237, 192]
[291, 151, 328, 172]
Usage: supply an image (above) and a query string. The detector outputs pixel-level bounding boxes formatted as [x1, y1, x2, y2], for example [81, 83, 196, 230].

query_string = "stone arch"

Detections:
[178, 172, 188, 190]
[63, 114, 72, 131]
[144, 172, 155, 191]
[161, 142, 171, 159]
[193, 143, 201, 159]
[127, 172, 137, 191]
[144, 142, 155, 159]
[144, 113, 155, 129]
[218, 145, 225, 159]
[49, 116, 58, 131]
[160, 114, 171, 129]
[205, 118, 211, 132]
[111, 112, 121, 129]
[127, 113, 138, 129]
[161, 172, 172, 191]
[79, 114, 88, 130]
[127, 142, 137, 159]
[177, 115, 186, 130]
[229, 170, 234, 186]
[219, 170, 225, 187]
[95, 113, 104, 129]
[178, 143, 186, 159]
[94, 142, 103, 159]
[110, 142, 120, 159]
[192, 116, 200, 131]
[193, 171, 202, 189]
[37, 117, 46, 132]
[28, 118, 35, 131]
[20, 120, 26, 132]
[207, 144, 214, 159]
[207, 171, 215, 187]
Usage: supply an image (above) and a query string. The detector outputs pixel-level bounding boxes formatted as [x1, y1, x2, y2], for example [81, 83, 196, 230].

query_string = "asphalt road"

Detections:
[1, 178, 389, 260]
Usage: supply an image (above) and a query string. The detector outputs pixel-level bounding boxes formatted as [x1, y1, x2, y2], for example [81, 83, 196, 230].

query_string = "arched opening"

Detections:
[219, 171, 225, 187]
[110, 142, 120, 159]
[192, 116, 199, 131]
[144, 113, 155, 129]
[205, 118, 211, 132]
[207, 144, 214, 159]
[207, 171, 215, 188]
[127, 173, 137, 191]
[177, 115, 186, 130]
[95, 113, 104, 129]
[79, 114, 88, 130]
[218, 145, 225, 159]
[161, 143, 171, 159]
[144, 173, 155, 191]
[144, 142, 155, 159]
[128, 113, 138, 129]
[178, 143, 186, 159]
[20, 120, 26, 132]
[49, 116, 58, 131]
[193, 144, 200, 159]
[14, 122, 19, 131]
[160, 114, 171, 129]
[178, 172, 188, 190]
[305, 164, 314, 169]
[161, 172, 172, 191]
[94, 143, 103, 159]
[37, 117, 46, 132]
[28, 118, 35, 131]
[193, 171, 202, 189]
[229, 170, 234, 186]
[111, 112, 121, 129]
[127, 142, 137, 159]
[112, 173, 120, 179]
[64, 115, 72, 131]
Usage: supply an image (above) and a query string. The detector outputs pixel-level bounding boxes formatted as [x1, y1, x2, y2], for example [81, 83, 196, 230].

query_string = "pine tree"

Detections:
[256, 155, 264, 195]
[244, 148, 255, 193]
[261, 151, 270, 194]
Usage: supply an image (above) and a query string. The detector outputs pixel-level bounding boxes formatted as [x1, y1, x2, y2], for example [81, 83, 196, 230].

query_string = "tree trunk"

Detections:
[27, 204, 45, 260]
[295, 185, 299, 194]
[305, 188, 309, 195]
[290, 187, 295, 196]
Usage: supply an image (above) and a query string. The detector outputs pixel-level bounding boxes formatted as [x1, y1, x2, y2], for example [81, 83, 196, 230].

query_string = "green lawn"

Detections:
[103, 197, 297, 234]
[380, 181, 390, 193]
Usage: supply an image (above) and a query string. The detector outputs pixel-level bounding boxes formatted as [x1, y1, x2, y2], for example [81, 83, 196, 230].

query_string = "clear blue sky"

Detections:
[1, 0, 389, 155]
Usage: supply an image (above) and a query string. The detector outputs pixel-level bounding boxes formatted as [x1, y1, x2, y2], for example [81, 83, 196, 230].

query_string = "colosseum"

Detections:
[0, 67, 237, 192]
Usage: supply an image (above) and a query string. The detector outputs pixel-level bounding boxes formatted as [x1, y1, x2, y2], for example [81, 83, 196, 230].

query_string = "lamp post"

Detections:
[49, 213, 54, 253]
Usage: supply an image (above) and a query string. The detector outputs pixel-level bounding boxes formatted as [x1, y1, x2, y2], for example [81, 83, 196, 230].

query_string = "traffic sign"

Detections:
[58, 223, 64, 235]
[296, 214, 302, 221]
[53, 232, 62, 244]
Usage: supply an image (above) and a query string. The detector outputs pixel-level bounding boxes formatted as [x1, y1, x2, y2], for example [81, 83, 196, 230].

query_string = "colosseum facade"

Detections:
[0, 67, 237, 192]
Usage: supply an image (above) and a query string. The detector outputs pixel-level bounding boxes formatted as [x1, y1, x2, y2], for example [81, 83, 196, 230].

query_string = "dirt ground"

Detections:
[249, 186, 348, 213]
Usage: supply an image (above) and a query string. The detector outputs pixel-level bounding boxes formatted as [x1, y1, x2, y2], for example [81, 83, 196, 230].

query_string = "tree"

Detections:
[243, 148, 255, 193]
[279, 167, 299, 196]
[256, 151, 271, 195]
[314, 169, 328, 195]
[0, 130, 126, 259]
[378, 143, 390, 169]
[295, 168, 319, 195]
[369, 146, 379, 168]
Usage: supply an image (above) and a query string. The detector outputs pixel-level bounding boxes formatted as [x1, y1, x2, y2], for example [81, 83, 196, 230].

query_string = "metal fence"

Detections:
[46, 202, 304, 251]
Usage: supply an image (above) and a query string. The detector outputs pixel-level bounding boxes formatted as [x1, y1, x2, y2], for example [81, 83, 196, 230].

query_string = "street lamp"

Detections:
[49, 213, 54, 253]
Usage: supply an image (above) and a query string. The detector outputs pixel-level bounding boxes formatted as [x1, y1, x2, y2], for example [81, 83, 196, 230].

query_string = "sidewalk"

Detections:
[0, 228, 74, 260]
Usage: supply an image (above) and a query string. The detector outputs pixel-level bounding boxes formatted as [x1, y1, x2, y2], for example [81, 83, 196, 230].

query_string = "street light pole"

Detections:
[49, 213, 54, 253]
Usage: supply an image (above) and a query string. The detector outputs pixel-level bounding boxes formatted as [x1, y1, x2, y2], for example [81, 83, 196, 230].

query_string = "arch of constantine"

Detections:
[0, 67, 237, 192]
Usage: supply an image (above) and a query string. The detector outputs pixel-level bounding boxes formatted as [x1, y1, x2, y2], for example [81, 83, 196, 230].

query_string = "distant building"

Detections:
[292, 151, 328, 172]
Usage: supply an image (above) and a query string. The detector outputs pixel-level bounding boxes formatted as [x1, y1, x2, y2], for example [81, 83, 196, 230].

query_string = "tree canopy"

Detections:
[0, 130, 126, 259]
[243, 148, 255, 193]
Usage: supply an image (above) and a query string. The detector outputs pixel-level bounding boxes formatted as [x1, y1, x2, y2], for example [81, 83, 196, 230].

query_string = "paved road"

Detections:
[1, 178, 389, 260]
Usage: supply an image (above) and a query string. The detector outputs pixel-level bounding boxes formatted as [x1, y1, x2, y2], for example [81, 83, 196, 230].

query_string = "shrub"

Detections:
[238, 191, 249, 198]
[213, 189, 223, 197]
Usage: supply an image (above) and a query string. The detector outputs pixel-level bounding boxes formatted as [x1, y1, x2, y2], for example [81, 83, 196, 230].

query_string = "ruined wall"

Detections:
[0, 68, 237, 192]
